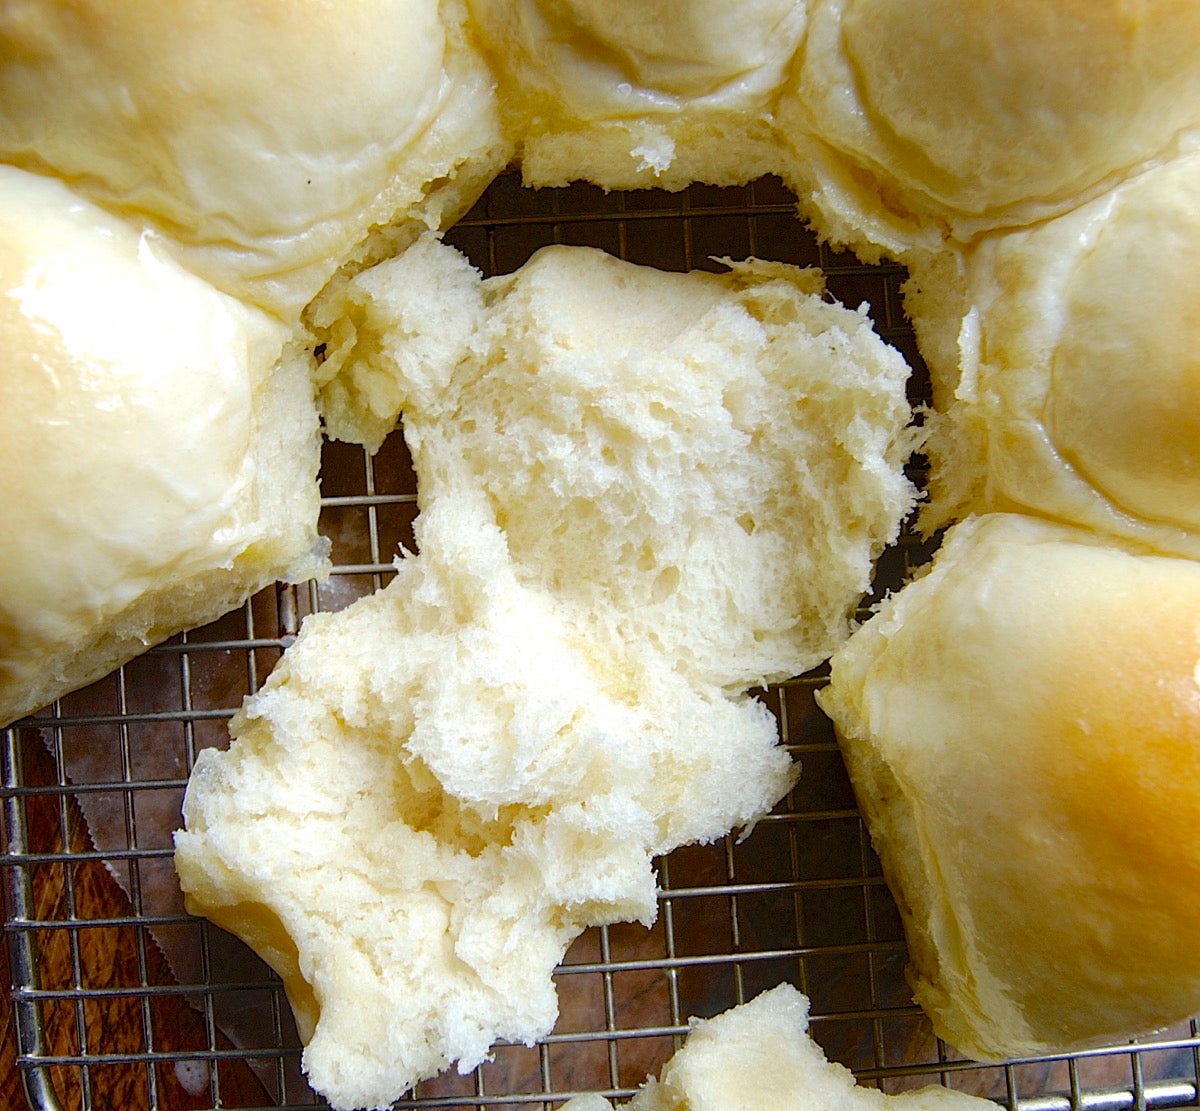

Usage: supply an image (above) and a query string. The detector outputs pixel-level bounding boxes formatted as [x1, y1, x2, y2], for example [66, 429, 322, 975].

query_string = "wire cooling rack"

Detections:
[5, 173, 1200, 1111]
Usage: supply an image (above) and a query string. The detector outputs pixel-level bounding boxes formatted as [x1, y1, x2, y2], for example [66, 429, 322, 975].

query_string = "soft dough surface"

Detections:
[175, 241, 918, 1110]
[0, 165, 327, 727]
[819, 513, 1200, 1061]
[780, 0, 1200, 258]
[912, 152, 1200, 558]
[0, 0, 508, 318]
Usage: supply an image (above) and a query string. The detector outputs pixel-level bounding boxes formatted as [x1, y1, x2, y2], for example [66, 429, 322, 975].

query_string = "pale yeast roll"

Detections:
[564, 985, 995, 1111]
[176, 240, 918, 1109]
[0, 166, 327, 727]
[467, 0, 806, 189]
[0, 0, 508, 319]
[779, 0, 1200, 258]
[818, 513, 1200, 1060]
[908, 152, 1200, 559]
[176, 501, 799, 1111]
[319, 236, 919, 685]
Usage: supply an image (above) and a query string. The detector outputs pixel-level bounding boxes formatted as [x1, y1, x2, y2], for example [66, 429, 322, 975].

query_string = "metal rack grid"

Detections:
[4, 173, 1200, 1110]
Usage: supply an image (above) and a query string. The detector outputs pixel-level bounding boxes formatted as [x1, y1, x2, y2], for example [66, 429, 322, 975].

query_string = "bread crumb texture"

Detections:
[175, 239, 917, 1109]
[563, 984, 995, 1111]
[12, 0, 1199, 1101]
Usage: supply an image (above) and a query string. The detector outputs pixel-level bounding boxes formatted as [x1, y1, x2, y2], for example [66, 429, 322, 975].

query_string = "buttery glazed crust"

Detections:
[914, 152, 1200, 558]
[0, 165, 326, 727]
[819, 514, 1200, 1060]
[780, 0, 1200, 257]
[0, 0, 509, 318]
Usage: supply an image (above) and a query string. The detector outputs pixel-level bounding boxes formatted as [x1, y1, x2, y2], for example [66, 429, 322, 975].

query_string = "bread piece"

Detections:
[175, 241, 918, 1108]
[308, 229, 491, 452]
[0, 0, 509, 319]
[176, 505, 797, 1111]
[319, 236, 919, 683]
[0, 166, 328, 727]
[818, 513, 1200, 1060]
[466, 0, 805, 190]
[563, 984, 995, 1110]
[778, 0, 1200, 259]
[910, 153, 1200, 559]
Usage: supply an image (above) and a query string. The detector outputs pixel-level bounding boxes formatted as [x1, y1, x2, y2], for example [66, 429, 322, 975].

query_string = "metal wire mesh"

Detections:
[3, 173, 1200, 1111]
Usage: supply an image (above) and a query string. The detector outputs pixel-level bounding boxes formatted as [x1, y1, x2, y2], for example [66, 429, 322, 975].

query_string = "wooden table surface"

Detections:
[3, 929, 27, 1109]
[2, 730, 272, 1111]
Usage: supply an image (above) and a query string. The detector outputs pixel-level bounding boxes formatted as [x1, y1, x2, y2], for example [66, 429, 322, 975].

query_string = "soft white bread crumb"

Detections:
[466, 0, 804, 190]
[911, 152, 1200, 559]
[313, 231, 490, 451]
[323, 237, 919, 684]
[778, 0, 1200, 258]
[176, 504, 795, 1111]
[175, 242, 918, 1109]
[818, 513, 1200, 1060]
[563, 984, 995, 1111]
[0, 0, 509, 319]
[0, 166, 328, 728]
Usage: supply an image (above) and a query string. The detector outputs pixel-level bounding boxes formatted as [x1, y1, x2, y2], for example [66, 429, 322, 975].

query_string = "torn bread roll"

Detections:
[0, 165, 328, 727]
[315, 236, 919, 682]
[0, 0, 508, 319]
[467, 0, 804, 190]
[818, 512, 1200, 1061]
[176, 504, 800, 1111]
[908, 152, 1200, 559]
[564, 984, 995, 1111]
[779, 0, 1200, 259]
[175, 241, 918, 1109]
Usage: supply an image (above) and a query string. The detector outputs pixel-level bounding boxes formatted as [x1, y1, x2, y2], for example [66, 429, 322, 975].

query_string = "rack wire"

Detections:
[4, 173, 1200, 1111]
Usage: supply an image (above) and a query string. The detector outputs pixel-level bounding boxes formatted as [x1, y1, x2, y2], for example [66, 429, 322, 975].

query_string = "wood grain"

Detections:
[2, 730, 272, 1111]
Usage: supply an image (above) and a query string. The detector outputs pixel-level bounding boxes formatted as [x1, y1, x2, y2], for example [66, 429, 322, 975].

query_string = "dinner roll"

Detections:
[0, 166, 327, 727]
[564, 984, 995, 1111]
[467, 0, 805, 189]
[318, 236, 919, 683]
[0, 0, 508, 318]
[176, 502, 798, 1111]
[176, 241, 918, 1108]
[909, 152, 1200, 559]
[779, 0, 1200, 258]
[818, 513, 1200, 1061]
